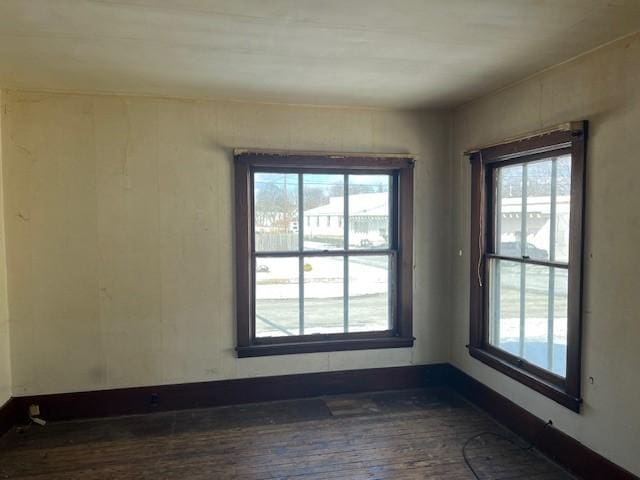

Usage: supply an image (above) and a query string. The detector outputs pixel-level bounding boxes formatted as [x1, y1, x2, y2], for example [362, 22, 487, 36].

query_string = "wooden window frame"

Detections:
[235, 151, 415, 358]
[468, 122, 587, 412]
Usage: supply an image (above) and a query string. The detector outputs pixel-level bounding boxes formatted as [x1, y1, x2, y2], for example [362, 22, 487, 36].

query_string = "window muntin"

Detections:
[253, 172, 395, 339]
[467, 122, 586, 411]
[236, 152, 414, 358]
[488, 155, 571, 377]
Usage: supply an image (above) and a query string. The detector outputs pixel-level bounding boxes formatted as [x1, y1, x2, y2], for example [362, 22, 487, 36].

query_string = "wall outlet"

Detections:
[28, 404, 40, 417]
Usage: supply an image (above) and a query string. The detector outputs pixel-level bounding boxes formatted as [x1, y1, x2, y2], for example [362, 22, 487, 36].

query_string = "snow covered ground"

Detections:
[492, 316, 567, 376]
[255, 255, 389, 336]
[254, 254, 568, 378]
[255, 255, 388, 299]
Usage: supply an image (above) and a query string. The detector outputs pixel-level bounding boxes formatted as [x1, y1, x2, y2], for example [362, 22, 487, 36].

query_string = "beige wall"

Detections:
[1, 90, 451, 397]
[0, 90, 11, 406]
[450, 33, 640, 475]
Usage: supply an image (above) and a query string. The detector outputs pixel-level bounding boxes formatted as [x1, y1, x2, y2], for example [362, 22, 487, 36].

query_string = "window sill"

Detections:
[237, 336, 415, 358]
[468, 346, 581, 412]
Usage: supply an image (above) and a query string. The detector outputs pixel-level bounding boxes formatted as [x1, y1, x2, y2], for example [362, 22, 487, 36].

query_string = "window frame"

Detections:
[235, 151, 415, 358]
[468, 122, 587, 412]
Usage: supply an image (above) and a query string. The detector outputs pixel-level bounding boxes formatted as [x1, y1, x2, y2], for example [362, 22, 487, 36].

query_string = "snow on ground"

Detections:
[255, 255, 387, 299]
[495, 316, 567, 345]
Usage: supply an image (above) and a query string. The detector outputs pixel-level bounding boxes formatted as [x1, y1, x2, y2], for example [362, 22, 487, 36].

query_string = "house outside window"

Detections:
[467, 122, 587, 411]
[234, 151, 415, 357]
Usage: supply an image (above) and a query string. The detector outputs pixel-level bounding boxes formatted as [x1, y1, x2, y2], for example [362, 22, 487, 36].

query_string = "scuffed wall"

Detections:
[450, 33, 640, 475]
[0, 90, 11, 406]
[1, 91, 451, 397]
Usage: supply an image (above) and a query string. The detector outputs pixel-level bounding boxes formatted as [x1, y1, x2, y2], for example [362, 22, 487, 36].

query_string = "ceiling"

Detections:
[1, 0, 640, 109]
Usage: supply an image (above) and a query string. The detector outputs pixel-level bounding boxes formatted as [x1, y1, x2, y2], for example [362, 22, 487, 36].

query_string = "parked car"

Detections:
[256, 264, 270, 273]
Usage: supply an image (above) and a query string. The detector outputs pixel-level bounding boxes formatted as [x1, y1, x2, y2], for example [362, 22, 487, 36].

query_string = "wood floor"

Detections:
[0, 388, 574, 480]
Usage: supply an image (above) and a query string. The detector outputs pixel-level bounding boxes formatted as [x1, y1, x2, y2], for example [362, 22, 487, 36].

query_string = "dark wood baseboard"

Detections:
[4, 363, 637, 480]
[13, 364, 449, 422]
[0, 397, 18, 438]
[448, 365, 639, 480]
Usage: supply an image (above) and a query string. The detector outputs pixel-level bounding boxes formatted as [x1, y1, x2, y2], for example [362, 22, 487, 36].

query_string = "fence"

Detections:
[256, 232, 298, 251]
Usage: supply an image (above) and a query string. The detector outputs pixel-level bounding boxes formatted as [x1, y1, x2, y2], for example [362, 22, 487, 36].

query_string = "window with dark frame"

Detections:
[235, 151, 415, 358]
[468, 122, 587, 412]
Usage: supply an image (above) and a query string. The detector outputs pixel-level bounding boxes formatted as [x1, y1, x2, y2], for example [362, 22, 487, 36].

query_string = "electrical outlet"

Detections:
[29, 404, 40, 417]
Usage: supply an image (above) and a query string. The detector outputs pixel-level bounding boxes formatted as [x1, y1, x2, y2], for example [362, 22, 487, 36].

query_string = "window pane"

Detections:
[554, 155, 572, 263]
[348, 175, 390, 249]
[525, 160, 552, 261]
[303, 174, 344, 250]
[495, 165, 524, 257]
[488, 259, 521, 357]
[303, 256, 344, 334]
[348, 255, 390, 332]
[552, 269, 568, 376]
[255, 257, 299, 337]
[254, 173, 298, 252]
[523, 264, 550, 370]
[489, 258, 568, 377]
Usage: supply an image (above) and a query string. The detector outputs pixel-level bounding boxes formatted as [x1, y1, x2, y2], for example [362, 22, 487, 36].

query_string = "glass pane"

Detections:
[302, 174, 344, 250]
[348, 175, 390, 249]
[254, 173, 299, 252]
[488, 259, 521, 357]
[348, 255, 390, 332]
[489, 258, 568, 378]
[525, 160, 552, 261]
[523, 264, 550, 370]
[303, 256, 344, 334]
[554, 155, 572, 263]
[552, 268, 568, 376]
[255, 257, 299, 337]
[495, 165, 523, 257]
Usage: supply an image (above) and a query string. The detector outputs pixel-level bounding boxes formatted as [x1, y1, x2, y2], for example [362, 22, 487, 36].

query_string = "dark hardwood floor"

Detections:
[0, 388, 574, 479]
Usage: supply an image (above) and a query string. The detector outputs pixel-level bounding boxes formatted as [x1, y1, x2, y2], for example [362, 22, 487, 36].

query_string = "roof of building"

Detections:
[500, 195, 570, 215]
[304, 192, 388, 217]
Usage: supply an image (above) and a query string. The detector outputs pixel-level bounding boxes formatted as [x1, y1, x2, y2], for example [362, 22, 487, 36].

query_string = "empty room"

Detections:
[0, 1, 639, 479]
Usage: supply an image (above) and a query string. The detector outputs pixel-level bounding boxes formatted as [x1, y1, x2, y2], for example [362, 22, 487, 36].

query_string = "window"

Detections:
[235, 151, 414, 357]
[468, 122, 587, 411]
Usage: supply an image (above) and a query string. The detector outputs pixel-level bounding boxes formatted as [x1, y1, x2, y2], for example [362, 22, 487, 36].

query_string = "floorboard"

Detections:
[0, 388, 575, 479]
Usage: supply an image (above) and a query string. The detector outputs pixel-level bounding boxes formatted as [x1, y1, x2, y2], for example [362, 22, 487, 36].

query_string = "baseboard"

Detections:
[5, 363, 637, 480]
[0, 397, 18, 438]
[448, 365, 639, 480]
[12, 363, 449, 422]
